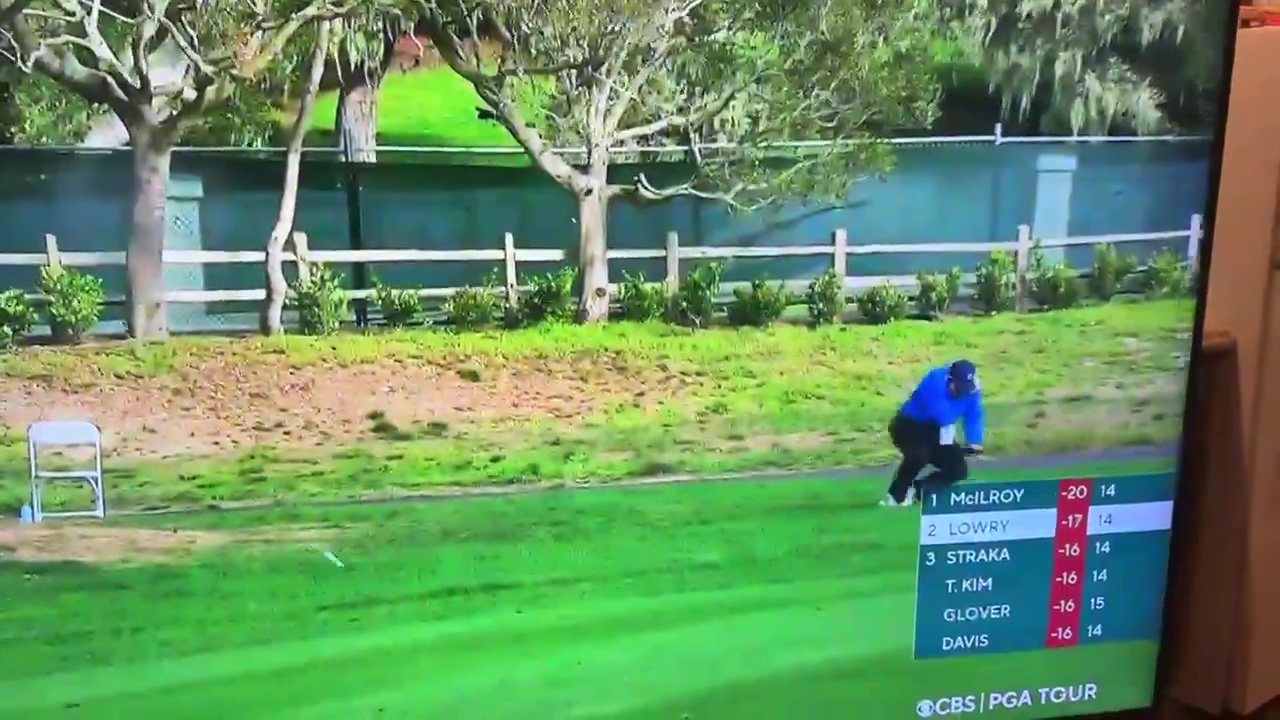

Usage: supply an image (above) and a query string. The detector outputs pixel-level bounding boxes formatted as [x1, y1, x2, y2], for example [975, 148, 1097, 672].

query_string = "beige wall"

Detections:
[1204, 25, 1280, 715]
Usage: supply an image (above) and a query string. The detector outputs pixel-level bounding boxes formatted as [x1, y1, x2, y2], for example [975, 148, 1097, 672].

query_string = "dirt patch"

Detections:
[1041, 376, 1181, 403]
[0, 520, 338, 564]
[0, 352, 688, 461]
[737, 432, 836, 451]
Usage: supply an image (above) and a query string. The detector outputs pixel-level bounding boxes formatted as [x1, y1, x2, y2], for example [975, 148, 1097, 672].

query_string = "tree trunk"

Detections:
[260, 228, 293, 336]
[125, 125, 174, 340]
[576, 189, 610, 323]
[263, 20, 332, 335]
[335, 70, 380, 164]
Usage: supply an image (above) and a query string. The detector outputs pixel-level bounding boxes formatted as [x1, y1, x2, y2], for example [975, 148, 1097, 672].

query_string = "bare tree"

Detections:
[418, 0, 943, 322]
[261, 17, 331, 335]
[0, 0, 365, 339]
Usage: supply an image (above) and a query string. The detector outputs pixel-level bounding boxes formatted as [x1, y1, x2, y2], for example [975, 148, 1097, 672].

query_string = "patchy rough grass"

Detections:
[0, 519, 339, 564]
[0, 300, 1194, 512]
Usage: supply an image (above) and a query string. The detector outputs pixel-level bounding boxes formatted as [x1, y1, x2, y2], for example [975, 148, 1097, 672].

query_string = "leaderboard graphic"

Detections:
[913, 473, 1177, 659]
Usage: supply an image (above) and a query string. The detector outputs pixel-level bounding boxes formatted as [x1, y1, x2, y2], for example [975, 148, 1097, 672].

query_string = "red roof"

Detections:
[392, 35, 426, 57]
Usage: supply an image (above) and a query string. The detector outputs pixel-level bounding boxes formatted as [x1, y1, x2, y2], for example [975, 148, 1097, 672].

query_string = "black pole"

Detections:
[343, 164, 369, 327]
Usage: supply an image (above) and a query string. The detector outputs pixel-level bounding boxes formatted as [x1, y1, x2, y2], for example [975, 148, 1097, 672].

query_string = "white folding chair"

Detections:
[27, 420, 105, 522]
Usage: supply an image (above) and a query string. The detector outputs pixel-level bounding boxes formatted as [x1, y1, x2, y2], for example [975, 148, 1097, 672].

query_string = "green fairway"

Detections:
[293, 37, 976, 164]
[304, 67, 544, 165]
[308, 67, 513, 146]
[0, 456, 1170, 719]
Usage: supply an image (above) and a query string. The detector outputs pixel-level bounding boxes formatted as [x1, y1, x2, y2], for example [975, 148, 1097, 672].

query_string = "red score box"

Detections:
[1045, 478, 1093, 648]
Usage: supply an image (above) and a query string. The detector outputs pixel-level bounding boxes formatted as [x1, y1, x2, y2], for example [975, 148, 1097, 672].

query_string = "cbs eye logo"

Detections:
[915, 696, 977, 717]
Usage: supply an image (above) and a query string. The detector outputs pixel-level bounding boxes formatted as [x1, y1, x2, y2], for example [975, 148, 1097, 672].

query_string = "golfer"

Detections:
[880, 359, 985, 507]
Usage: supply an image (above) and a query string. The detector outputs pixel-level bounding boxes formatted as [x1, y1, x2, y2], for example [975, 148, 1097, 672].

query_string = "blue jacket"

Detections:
[900, 366, 985, 445]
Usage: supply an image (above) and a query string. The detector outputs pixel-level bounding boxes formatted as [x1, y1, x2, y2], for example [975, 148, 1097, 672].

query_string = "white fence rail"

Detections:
[3, 123, 1209, 158]
[4, 214, 1202, 311]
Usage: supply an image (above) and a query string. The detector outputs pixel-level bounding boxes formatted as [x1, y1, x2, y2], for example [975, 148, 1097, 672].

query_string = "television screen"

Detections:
[0, 1, 1234, 718]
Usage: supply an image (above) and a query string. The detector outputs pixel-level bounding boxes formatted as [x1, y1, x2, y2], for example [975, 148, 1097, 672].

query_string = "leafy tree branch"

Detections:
[416, 0, 943, 322]
[0, 0, 390, 338]
[944, 0, 1222, 134]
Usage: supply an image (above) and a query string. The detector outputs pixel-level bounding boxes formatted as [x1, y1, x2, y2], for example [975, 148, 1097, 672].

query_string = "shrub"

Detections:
[1029, 261, 1084, 310]
[616, 272, 668, 322]
[0, 288, 38, 347]
[727, 277, 791, 328]
[670, 262, 723, 328]
[371, 281, 422, 329]
[1088, 244, 1137, 301]
[973, 250, 1017, 314]
[915, 267, 963, 316]
[519, 267, 577, 325]
[1139, 248, 1191, 298]
[856, 281, 909, 324]
[805, 268, 846, 325]
[445, 272, 504, 330]
[38, 265, 104, 344]
[289, 263, 348, 336]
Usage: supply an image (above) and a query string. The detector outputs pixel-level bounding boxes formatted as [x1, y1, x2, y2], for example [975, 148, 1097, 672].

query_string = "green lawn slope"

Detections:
[0, 300, 1193, 513]
[303, 67, 543, 166]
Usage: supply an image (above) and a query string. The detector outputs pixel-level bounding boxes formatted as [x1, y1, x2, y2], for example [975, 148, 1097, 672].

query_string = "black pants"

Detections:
[886, 412, 968, 503]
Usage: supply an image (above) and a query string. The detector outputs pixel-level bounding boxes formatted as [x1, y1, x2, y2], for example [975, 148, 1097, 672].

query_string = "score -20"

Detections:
[1063, 483, 1089, 500]
[1062, 482, 1119, 500]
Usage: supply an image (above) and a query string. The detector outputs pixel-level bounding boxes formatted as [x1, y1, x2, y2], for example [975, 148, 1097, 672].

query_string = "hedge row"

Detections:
[0, 244, 1195, 344]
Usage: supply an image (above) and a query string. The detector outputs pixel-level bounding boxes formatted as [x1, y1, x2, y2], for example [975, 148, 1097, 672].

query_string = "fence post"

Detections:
[832, 228, 848, 289]
[502, 232, 519, 304]
[1014, 224, 1032, 312]
[665, 231, 680, 296]
[44, 233, 61, 270]
[290, 231, 311, 283]
[1187, 213, 1203, 276]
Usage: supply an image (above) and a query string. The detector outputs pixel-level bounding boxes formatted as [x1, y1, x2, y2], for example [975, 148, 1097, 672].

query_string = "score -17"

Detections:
[1062, 511, 1114, 531]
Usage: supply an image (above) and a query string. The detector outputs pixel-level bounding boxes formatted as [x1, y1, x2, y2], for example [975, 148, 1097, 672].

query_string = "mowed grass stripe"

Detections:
[0, 605, 1160, 719]
[278, 591, 910, 720]
[4, 582, 905, 720]
[0, 459, 1172, 718]
[1, 474, 924, 668]
[604, 642, 1160, 720]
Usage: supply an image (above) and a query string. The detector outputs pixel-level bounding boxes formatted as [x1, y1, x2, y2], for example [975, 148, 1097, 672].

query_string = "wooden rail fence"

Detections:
[3, 214, 1202, 310]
